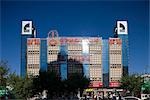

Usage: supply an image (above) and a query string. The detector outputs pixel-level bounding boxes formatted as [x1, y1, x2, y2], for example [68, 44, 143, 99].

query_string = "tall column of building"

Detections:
[109, 38, 122, 87]
[59, 43, 68, 80]
[21, 21, 34, 77]
[40, 39, 47, 71]
[67, 38, 83, 77]
[116, 21, 129, 76]
[102, 39, 109, 87]
[47, 38, 60, 75]
[27, 38, 40, 76]
[89, 38, 103, 88]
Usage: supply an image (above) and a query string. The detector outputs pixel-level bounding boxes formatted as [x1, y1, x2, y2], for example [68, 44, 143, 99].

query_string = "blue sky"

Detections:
[1, 0, 149, 75]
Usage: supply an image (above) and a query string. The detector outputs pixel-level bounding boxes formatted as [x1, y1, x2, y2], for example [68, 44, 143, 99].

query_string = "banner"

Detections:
[47, 38, 60, 46]
[109, 82, 121, 87]
[27, 38, 40, 45]
[89, 81, 103, 88]
[109, 38, 122, 45]
[60, 38, 81, 45]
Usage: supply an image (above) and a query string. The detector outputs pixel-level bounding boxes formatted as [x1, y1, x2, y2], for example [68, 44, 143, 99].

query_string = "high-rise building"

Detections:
[21, 21, 35, 77]
[27, 38, 40, 76]
[102, 39, 109, 87]
[21, 20, 129, 88]
[116, 21, 129, 76]
[109, 38, 122, 87]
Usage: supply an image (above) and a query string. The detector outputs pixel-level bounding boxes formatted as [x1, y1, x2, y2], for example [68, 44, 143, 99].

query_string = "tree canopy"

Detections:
[120, 74, 143, 97]
[0, 60, 89, 99]
[0, 61, 9, 86]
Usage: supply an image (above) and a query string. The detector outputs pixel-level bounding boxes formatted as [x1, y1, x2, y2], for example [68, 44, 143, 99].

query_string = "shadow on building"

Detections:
[47, 52, 84, 79]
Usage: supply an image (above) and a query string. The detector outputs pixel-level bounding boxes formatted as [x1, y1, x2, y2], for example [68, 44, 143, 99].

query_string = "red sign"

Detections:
[60, 38, 81, 45]
[89, 38, 100, 43]
[89, 81, 103, 88]
[48, 39, 58, 46]
[109, 82, 121, 87]
[109, 39, 122, 45]
[27, 38, 40, 45]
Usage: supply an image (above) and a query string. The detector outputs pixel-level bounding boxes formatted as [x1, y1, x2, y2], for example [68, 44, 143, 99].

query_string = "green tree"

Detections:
[142, 80, 150, 94]
[0, 60, 34, 99]
[120, 74, 143, 97]
[7, 73, 34, 99]
[0, 61, 10, 98]
[66, 73, 90, 96]
[0, 61, 9, 86]
[33, 71, 62, 98]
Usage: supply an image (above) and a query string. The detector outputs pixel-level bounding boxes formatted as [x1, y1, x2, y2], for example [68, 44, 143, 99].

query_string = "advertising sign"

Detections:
[117, 21, 128, 34]
[109, 82, 121, 87]
[60, 38, 81, 45]
[27, 38, 40, 45]
[47, 38, 59, 46]
[89, 38, 101, 44]
[22, 21, 32, 35]
[89, 81, 103, 88]
[109, 38, 122, 45]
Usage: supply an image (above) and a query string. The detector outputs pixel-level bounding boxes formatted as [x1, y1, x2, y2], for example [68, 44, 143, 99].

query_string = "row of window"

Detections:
[27, 64, 39, 68]
[48, 50, 59, 53]
[68, 51, 82, 55]
[27, 66, 39, 69]
[48, 47, 59, 51]
[27, 56, 40, 58]
[90, 77, 102, 81]
[110, 66, 122, 68]
[28, 52, 40, 55]
[109, 45, 121, 48]
[110, 77, 121, 82]
[110, 50, 121, 54]
[90, 64, 102, 67]
[27, 71, 39, 76]
[27, 46, 40, 49]
[110, 79, 120, 82]
[67, 46, 82, 51]
[28, 50, 40, 52]
[110, 74, 122, 78]
[68, 70, 82, 73]
[27, 64, 39, 66]
[110, 64, 121, 67]
[90, 74, 102, 78]
[89, 61, 102, 64]
[27, 53, 120, 57]
[26, 50, 121, 55]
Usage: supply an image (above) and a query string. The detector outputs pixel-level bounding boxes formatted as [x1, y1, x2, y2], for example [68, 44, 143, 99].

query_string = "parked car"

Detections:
[122, 96, 141, 100]
[141, 94, 150, 100]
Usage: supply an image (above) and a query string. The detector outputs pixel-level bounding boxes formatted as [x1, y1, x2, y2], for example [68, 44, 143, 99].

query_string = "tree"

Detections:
[141, 78, 150, 94]
[120, 74, 143, 97]
[66, 73, 90, 96]
[0, 61, 10, 98]
[33, 71, 62, 98]
[0, 61, 9, 86]
[0, 60, 34, 99]
[7, 73, 34, 99]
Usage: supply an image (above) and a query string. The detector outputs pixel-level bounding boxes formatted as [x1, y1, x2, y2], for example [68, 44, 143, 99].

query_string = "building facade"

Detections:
[116, 21, 129, 76]
[21, 21, 35, 77]
[109, 38, 122, 87]
[21, 20, 129, 88]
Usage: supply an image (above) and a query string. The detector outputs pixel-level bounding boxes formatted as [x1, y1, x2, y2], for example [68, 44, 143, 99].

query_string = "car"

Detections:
[122, 96, 141, 100]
